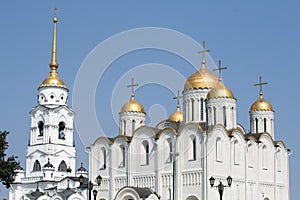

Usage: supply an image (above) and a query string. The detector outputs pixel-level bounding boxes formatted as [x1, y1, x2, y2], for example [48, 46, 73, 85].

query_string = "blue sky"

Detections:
[0, 1, 299, 199]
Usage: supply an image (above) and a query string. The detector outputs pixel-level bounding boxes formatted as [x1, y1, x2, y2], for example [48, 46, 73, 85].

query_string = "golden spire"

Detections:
[127, 78, 139, 99]
[254, 76, 268, 99]
[38, 8, 68, 90]
[198, 41, 210, 69]
[49, 7, 58, 76]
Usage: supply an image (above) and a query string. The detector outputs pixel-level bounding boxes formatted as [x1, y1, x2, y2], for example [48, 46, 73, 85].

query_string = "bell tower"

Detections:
[26, 10, 76, 179]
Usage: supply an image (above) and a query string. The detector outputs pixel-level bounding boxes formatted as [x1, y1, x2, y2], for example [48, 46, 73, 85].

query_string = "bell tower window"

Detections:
[58, 122, 66, 139]
[58, 160, 67, 172]
[33, 160, 41, 171]
[38, 121, 44, 136]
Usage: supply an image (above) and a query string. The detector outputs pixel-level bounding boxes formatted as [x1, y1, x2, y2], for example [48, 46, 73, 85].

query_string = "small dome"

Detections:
[168, 106, 183, 122]
[184, 66, 218, 90]
[250, 96, 273, 111]
[121, 95, 145, 114]
[207, 80, 235, 99]
[39, 74, 68, 90]
[43, 158, 54, 168]
[76, 162, 87, 172]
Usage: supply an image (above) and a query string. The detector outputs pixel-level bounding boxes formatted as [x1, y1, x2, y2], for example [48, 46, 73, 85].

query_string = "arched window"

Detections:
[38, 121, 44, 136]
[58, 122, 66, 139]
[189, 136, 196, 161]
[200, 98, 204, 121]
[132, 120, 135, 133]
[216, 138, 223, 162]
[223, 106, 227, 127]
[277, 150, 282, 172]
[120, 145, 126, 168]
[100, 147, 107, 170]
[262, 145, 268, 169]
[167, 138, 173, 163]
[234, 140, 240, 165]
[264, 118, 267, 132]
[58, 160, 67, 172]
[33, 160, 41, 171]
[141, 141, 149, 165]
[255, 118, 258, 133]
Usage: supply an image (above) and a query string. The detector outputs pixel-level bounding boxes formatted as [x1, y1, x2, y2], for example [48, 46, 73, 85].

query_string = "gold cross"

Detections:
[213, 60, 227, 79]
[127, 78, 139, 96]
[254, 76, 268, 96]
[173, 90, 183, 106]
[198, 41, 210, 63]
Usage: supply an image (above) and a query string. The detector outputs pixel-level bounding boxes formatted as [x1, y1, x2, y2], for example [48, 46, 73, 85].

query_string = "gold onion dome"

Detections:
[121, 94, 145, 114]
[39, 10, 68, 90]
[168, 105, 183, 122]
[207, 80, 235, 99]
[250, 96, 273, 112]
[184, 65, 219, 91]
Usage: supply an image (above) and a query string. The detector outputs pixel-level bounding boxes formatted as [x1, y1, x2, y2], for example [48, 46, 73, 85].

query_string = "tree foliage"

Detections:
[0, 131, 19, 188]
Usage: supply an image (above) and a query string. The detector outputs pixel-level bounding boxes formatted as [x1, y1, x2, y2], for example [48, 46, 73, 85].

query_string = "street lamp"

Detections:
[209, 176, 232, 200]
[79, 175, 102, 200]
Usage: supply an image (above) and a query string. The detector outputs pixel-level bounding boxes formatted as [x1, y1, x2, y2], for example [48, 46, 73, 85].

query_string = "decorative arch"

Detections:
[186, 195, 199, 200]
[58, 160, 67, 172]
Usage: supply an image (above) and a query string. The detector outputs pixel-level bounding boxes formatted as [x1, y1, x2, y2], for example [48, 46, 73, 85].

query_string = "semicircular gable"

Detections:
[259, 132, 275, 146]
[275, 140, 287, 150]
[91, 136, 113, 147]
[178, 122, 205, 134]
[156, 127, 176, 139]
[131, 126, 157, 141]
[208, 124, 230, 139]
[156, 120, 179, 130]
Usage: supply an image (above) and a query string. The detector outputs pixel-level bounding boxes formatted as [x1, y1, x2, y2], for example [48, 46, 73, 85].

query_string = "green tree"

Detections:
[0, 131, 19, 188]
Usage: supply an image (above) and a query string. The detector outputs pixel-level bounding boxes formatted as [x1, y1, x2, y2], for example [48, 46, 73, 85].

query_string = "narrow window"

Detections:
[58, 122, 65, 139]
[223, 106, 227, 127]
[100, 147, 107, 170]
[264, 118, 267, 132]
[167, 138, 173, 162]
[189, 136, 196, 161]
[191, 99, 195, 121]
[38, 121, 44, 136]
[234, 140, 240, 165]
[200, 98, 204, 121]
[277, 150, 282, 172]
[124, 120, 126, 136]
[247, 144, 253, 168]
[132, 120, 135, 133]
[58, 160, 67, 172]
[255, 118, 258, 133]
[141, 141, 149, 165]
[216, 138, 223, 162]
[120, 145, 126, 167]
[213, 107, 216, 125]
[262, 145, 267, 169]
[33, 160, 41, 171]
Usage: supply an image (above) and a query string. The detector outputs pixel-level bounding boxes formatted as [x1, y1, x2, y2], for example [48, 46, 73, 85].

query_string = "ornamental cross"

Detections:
[127, 78, 138, 95]
[213, 60, 227, 79]
[198, 41, 210, 62]
[54, 7, 57, 16]
[254, 76, 268, 96]
[173, 90, 183, 105]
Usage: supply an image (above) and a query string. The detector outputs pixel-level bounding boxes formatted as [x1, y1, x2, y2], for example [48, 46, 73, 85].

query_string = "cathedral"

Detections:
[9, 11, 291, 200]
[9, 12, 90, 200]
[89, 49, 291, 199]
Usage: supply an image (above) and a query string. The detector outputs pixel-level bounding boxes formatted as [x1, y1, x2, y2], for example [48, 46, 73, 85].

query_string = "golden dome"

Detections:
[168, 105, 183, 122]
[207, 80, 235, 99]
[121, 94, 145, 114]
[250, 96, 273, 111]
[184, 65, 218, 91]
[39, 72, 68, 90]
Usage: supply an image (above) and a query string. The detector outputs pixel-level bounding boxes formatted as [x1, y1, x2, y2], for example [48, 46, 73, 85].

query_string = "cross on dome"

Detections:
[254, 76, 268, 98]
[213, 60, 227, 80]
[198, 41, 210, 67]
[173, 90, 183, 108]
[127, 78, 139, 98]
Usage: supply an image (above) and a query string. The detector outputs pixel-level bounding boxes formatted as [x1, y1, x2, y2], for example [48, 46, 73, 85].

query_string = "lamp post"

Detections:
[79, 175, 102, 200]
[209, 176, 232, 200]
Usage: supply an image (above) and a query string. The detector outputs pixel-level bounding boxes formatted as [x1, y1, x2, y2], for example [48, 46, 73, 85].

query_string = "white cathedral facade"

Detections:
[89, 55, 291, 199]
[9, 11, 291, 200]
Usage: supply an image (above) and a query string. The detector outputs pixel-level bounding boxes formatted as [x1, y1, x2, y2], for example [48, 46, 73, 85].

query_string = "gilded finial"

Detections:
[173, 90, 183, 110]
[49, 7, 58, 76]
[127, 78, 138, 99]
[254, 76, 268, 99]
[198, 41, 210, 69]
[213, 60, 227, 80]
